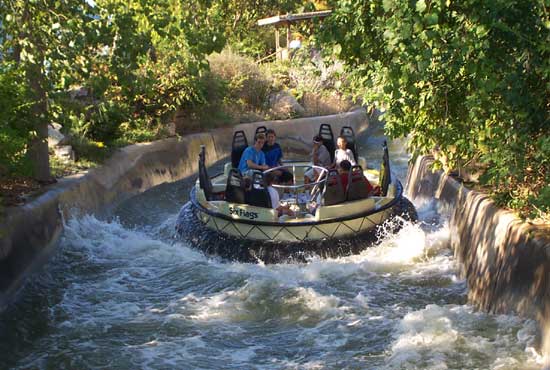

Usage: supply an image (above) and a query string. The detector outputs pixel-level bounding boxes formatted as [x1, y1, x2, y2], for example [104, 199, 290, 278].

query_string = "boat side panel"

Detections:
[194, 206, 392, 242]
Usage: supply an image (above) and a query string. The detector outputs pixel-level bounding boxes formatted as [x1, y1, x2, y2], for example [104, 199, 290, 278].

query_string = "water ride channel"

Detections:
[0, 121, 543, 369]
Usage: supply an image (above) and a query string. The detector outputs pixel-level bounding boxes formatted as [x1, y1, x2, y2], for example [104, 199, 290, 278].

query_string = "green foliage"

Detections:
[323, 0, 550, 218]
[0, 64, 33, 176]
[219, 0, 311, 58]
[209, 49, 272, 109]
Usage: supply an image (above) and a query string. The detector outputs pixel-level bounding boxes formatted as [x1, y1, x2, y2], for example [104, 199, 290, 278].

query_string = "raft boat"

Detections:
[176, 124, 416, 262]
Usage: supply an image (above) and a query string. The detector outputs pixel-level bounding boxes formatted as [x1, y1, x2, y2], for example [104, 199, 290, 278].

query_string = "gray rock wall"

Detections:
[407, 155, 550, 337]
[0, 109, 369, 309]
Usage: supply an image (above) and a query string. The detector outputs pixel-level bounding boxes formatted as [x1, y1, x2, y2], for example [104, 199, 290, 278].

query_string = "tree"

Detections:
[1, 0, 95, 181]
[322, 0, 550, 215]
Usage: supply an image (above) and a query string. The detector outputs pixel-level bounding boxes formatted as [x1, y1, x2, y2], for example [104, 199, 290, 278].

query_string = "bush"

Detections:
[208, 48, 272, 110]
[0, 64, 33, 176]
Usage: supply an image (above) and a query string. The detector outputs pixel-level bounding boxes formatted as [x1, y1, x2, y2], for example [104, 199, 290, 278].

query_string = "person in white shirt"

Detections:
[334, 135, 356, 168]
[265, 172, 293, 216]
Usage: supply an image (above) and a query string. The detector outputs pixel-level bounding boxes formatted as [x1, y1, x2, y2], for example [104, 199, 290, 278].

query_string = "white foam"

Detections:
[387, 304, 543, 369]
[17, 205, 532, 370]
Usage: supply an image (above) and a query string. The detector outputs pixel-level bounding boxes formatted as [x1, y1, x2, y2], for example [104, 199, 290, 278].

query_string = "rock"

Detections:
[166, 121, 177, 136]
[48, 124, 69, 147]
[269, 91, 305, 120]
[54, 145, 75, 161]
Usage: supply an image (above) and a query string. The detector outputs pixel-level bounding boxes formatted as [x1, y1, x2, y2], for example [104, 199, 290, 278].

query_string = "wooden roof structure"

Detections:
[257, 10, 332, 61]
[257, 10, 332, 27]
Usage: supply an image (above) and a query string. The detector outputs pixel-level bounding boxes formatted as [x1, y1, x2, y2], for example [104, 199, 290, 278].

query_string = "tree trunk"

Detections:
[26, 62, 51, 182]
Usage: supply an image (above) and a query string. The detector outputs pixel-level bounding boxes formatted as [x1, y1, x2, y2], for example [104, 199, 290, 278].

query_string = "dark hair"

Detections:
[339, 160, 352, 171]
[265, 172, 276, 185]
[337, 135, 347, 142]
[266, 129, 276, 136]
[313, 135, 323, 143]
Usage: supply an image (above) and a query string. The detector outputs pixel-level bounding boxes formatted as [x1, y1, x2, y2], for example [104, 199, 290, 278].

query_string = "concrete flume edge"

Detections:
[406, 155, 550, 341]
[0, 109, 369, 309]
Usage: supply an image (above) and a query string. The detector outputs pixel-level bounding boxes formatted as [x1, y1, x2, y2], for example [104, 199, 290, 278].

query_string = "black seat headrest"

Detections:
[231, 131, 248, 169]
[319, 124, 336, 162]
[226, 168, 245, 204]
[255, 126, 267, 137]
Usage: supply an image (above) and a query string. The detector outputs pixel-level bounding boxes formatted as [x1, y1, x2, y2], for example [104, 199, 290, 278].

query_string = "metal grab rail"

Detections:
[263, 164, 328, 190]
[263, 164, 328, 215]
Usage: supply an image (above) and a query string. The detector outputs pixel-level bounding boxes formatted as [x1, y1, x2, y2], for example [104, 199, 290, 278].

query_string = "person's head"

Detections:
[313, 135, 323, 148]
[254, 133, 266, 148]
[265, 171, 276, 186]
[339, 160, 351, 173]
[337, 135, 348, 150]
[266, 129, 276, 146]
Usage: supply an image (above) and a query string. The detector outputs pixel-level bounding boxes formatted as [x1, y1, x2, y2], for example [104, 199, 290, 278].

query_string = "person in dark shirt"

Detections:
[339, 160, 378, 195]
[339, 160, 351, 191]
[263, 129, 293, 184]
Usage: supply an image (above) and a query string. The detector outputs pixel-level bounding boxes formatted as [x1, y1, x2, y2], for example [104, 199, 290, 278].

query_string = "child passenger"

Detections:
[265, 172, 294, 216]
[334, 136, 356, 167]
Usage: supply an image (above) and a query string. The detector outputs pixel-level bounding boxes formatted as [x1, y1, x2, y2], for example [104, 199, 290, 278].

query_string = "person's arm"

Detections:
[348, 150, 357, 165]
[312, 146, 320, 165]
[277, 146, 283, 166]
[246, 160, 269, 171]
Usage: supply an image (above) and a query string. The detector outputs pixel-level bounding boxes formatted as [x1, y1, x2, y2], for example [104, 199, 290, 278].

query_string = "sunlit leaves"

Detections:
[322, 0, 550, 216]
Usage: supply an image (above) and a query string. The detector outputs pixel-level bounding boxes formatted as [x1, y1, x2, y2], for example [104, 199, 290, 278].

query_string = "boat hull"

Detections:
[176, 182, 416, 262]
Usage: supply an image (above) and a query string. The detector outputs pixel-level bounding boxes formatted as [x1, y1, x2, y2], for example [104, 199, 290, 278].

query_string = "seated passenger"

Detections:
[262, 129, 293, 184]
[338, 160, 352, 191]
[335, 136, 356, 167]
[238, 133, 269, 177]
[304, 135, 332, 183]
[339, 160, 378, 196]
[265, 172, 294, 216]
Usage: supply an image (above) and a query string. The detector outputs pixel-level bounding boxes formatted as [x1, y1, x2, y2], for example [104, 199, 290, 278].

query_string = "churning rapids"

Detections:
[0, 127, 544, 369]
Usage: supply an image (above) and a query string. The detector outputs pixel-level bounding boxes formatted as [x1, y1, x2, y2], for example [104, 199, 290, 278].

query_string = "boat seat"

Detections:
[319, 123, 336, 162]
[245, 171, 272, 208]
[198, 145, 225, 201]
[231, 130, 248, 169]
[379, 140, 391, 196]
[225, 169, 246, 204]
[346, 165, 370, 201]
[340, 126, 358, 162]
[322, 169, 346, 206]
[255, 125, 267, 137]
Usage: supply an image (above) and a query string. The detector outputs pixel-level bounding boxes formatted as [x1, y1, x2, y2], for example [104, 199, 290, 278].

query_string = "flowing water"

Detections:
[0, 125, 544, 369]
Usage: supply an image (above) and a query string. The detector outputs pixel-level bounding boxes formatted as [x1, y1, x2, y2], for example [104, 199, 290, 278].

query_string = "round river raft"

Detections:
[176, 124, 416, 262]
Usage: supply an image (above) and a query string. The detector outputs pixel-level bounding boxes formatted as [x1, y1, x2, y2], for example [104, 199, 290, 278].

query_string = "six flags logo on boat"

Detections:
[228, 206, 258, 220]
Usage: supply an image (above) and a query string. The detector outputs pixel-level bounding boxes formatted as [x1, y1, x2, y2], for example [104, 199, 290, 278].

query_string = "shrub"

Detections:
[0, 64, 33, 176]
[208, 48, 272, 112]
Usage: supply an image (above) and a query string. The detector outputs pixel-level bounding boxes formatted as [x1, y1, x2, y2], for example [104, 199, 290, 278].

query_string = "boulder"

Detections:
[269, 91, 305, 119]
[53, 145, 75, 161]
[48, 124, 69, 147]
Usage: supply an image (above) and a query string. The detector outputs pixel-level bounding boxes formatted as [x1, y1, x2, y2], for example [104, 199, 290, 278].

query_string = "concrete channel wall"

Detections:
[406, 155, 550, 332]
[0, 109, 369, 309]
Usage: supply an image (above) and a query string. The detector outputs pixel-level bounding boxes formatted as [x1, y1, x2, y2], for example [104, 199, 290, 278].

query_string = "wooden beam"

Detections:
[286, 22, 291, 48]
